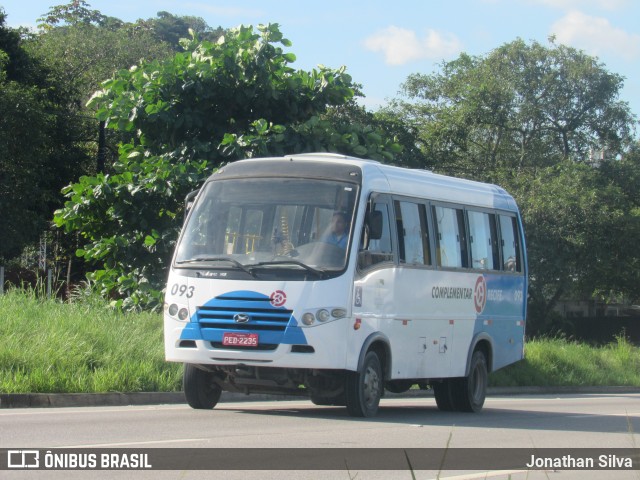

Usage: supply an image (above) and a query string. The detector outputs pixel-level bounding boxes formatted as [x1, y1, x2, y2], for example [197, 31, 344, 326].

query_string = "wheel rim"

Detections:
[362, 364, 381, 408]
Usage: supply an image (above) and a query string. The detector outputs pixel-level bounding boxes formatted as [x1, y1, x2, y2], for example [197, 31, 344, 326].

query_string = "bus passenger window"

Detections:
[499, 215, 521, 272]
[394, 201, 429, 265]
[468, 211, 499, 270]
[358, 203, 394, 269]
[433, 205, 468, 268]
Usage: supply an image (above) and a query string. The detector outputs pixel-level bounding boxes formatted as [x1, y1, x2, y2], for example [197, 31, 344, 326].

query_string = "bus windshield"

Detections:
[175, 177, 359, 276]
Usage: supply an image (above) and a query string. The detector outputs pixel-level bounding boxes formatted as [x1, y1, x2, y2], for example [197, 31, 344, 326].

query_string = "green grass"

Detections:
[490, 335, 640, 387]
[0, 289, 182, 393]
[1, 289, 639, 393]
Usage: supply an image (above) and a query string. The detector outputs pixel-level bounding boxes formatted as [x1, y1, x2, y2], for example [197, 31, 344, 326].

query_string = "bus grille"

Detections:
[197, 306, 292, 331]
[195, 293, 293, 332]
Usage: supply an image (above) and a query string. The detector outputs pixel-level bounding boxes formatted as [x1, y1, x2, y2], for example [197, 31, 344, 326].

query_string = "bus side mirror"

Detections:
[184, 189, 199, 221]
[366, 210, 383, 240]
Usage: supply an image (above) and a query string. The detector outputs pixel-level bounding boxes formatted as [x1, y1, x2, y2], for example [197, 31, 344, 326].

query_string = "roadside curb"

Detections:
[0, 392, 185, 408]
[2, 386, 639, 409]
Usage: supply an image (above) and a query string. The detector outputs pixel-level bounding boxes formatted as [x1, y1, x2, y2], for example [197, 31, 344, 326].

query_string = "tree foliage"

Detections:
[37, 0, 109, 29]
[388, 38, 639, 327]
[34, 6, 173, 104]
[0, 8, 84, 260]
[510, 159, 640, 331]
[392, 38, 635, 179]
[1, 2, 221, 264]
[54, 23, 401, 309]
[325, 100, 425, 169]
[136, 11, 224, 49]
[31, 2, 177, 172]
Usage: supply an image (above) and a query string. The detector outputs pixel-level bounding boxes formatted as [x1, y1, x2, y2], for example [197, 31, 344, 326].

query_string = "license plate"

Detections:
[222, 332, 259, 347]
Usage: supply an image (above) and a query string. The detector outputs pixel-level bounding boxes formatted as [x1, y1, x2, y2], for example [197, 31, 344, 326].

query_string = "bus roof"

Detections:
[214, 153, 518, 212]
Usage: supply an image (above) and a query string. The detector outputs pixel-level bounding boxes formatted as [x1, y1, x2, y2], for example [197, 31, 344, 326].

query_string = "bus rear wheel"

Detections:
[452, 350, 488, 412]
[183, 364, 222, 410]
[433, 379, 456, 411]
[345, 351, 383, 417]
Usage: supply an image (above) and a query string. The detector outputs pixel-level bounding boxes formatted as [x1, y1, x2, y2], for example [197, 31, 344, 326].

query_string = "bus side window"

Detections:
[358, 202, 394, 270]
[433, 205, 468, 268]
[467, 210, 499, 270]
[394, 200, 430, 265]
[499, 215, 521, 272]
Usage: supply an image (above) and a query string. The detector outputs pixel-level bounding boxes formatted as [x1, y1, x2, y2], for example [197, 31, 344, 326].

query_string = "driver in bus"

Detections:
[322, 211, 348, 249]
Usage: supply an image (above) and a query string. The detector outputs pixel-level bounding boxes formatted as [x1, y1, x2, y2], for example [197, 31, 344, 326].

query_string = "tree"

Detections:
[391, 38, 635, 181]
[54, 24, 401, 309]
[1, 2, 212, 269]
[0, 9, 72, 261]
[136, 11, 224, 50]
[511, 160, 640, 332]
[325, 98, 425, 169]
[388, 38, 638, 328]
[597, 143, 640, 302]
[37, 0, 108, 29]
[31, 2, 176, 173]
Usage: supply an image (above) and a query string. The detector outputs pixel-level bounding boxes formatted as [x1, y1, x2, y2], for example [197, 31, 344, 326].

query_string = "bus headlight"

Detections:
[166, 303, 190, 322]
[300, 308, 348, 326]
[316, 309, 330, 322]
[302, 312, 315, 325]
[331, 308, 347, 318]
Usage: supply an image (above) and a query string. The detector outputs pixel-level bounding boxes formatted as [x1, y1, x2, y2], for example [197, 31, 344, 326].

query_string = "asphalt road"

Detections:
[1, 393, 639, 479]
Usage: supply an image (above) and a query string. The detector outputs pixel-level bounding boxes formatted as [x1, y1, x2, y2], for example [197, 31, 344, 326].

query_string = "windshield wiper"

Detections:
[247, 260, 328, 278]
[176, 256, 255, 277]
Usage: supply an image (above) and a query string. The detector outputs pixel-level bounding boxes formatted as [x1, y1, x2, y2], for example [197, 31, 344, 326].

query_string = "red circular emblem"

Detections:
[270, 290, 287, 307]
[474, 276, 487, 314]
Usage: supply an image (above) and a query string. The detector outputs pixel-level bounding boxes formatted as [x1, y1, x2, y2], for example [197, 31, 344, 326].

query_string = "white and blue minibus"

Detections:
[164, 153, 527, 417]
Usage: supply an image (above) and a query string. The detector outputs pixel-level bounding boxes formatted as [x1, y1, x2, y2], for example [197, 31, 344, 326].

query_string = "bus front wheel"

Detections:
[183, 364, 222, 410]
[345, 351, 383, 417]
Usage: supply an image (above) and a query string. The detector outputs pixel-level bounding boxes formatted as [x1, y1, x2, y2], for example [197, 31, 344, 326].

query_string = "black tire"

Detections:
[183, 363, 222, 410]
[452, 350, 488, 412]
[345, 351, 383, 417]
[433, 379, 456, 411]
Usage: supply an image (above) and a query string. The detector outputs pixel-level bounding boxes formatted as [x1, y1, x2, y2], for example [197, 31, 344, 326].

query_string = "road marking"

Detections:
[59, 438, 210, 448]
[566, 412, 640, 418]
[487, 394, 640, 402]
